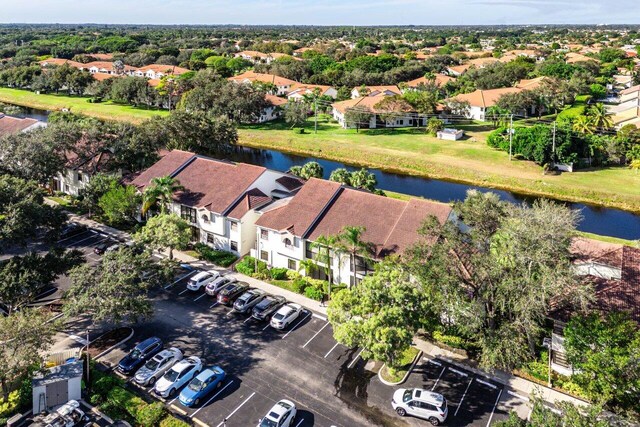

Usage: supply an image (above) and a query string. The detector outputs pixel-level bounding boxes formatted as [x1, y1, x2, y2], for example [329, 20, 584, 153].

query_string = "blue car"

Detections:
[178, 366, 226, 407]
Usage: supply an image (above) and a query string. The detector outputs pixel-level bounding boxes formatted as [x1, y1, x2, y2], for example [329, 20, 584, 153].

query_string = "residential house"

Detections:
[0, 113, 47, 137]
[228, 71, 298, 96]
[254, 178, 454, 286]
[287, 84, 338, 100]
[53, 147, 116, 196]
[566, 52, 599, 64]
[130, 150, 303, 256]
[38, 58, 85, 69]
[446, 57, 500, 76]
[549, 238, 640, 375]
[258, 94, 288, 123]
[332, 93, 419, 129]
[134, 64, 190, 80]
[234, 51, 291, 65]
[351, 85, 401, 99]
[403, 74, 455, 90]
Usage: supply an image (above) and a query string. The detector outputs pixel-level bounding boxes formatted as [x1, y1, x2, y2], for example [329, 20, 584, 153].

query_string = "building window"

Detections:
[351, 256, 374, 275]
[201, 214, 209, 223]
[260, 229, 269, 240]
[283, 238, 293, 249]
[230, 241, 238, 251]
[260, 250, 268, 261]
[206, 233, 215, 244]
[77, 172, 82, 182]
[230, 221, 238, 232]
[288, 259, 297, 270]
[180, 205, 197, 224]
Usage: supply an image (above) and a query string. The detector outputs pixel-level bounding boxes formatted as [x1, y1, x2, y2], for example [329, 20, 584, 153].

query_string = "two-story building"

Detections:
[254, 178, 454, 286]
[228, 71, 298, 96]
[130, 150, 303, 256]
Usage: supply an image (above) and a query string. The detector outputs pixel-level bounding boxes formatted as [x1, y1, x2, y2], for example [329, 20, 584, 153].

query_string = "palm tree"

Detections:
[312, 235, 337, 300]
[587, 103, 613, 130]
[572, 115, 595, 135]
[298, 258, 318, 277]
[141, 176, 184, 215]
[336, 226, 374, 288]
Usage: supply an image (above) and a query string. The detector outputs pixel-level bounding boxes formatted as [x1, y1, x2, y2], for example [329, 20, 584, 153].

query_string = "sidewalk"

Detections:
[67, 212, 584, 408]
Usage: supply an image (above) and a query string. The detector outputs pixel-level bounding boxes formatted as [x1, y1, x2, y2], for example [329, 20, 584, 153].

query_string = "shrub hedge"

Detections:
[194, 243, 238, 267]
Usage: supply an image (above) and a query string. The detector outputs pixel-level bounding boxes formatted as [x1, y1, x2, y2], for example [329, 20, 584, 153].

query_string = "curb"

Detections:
[92, 327, 135, 360]
[378, 349, 423, 386]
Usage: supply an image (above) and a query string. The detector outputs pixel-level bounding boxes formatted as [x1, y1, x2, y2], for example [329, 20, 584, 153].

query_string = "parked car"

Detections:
[257, 399, 297, 427]
[117, 337, 163, 375]
[93, 243, 109, 255]
[134, 347, 183, 387]
[391, 388, 448, 425]
[41, 400, 87, 427]
[270, 303, 303, 330]
[252, 295, 286, 321]
[217, 282, 250, 306]
[187, 271, 219, 291]
[233, 289, 266, 313]
[59, 223, 87, 240]
[178, 366, 226, 407]
[205, 276, 236, 296]
[154, 356, 203, 398]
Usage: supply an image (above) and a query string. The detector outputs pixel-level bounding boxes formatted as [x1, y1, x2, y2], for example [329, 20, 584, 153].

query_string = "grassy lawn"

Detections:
[0, 87, 168, 124]
[379, 347, 420, 384]
[239, 116, 640, 212]
[557, 94, 590, 120]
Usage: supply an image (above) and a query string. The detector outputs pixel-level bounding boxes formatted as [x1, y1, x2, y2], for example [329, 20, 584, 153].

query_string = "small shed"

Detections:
[437, 128, 465, 141]
[32, 361, 83, 414]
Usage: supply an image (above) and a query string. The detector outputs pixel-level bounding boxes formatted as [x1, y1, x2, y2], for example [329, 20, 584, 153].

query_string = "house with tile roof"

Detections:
[130, 150, 303, 256]
[228, 71, 298, 96]
[287, 84, 338, 100]
[350, 85, 401, 99]
[403, 74, 455, 90]
[255, 178, 454, 286]
[0, 113, 47, 138]
[331, 93, 419, 129]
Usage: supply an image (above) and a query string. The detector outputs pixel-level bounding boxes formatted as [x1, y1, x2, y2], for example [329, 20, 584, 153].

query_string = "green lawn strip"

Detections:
[379, 347, 420, 384]
[0, 87, 168, 124]
[575, 231, 639, 246]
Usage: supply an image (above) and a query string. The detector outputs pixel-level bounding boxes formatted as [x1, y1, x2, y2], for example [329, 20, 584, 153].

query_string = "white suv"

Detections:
[392, 388, 448, 425]
[187, 271, 219, 291]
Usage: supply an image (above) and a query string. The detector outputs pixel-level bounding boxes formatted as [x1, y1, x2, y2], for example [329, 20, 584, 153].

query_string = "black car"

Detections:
[59, 223, 87, 240]
[251, 295, 286, 321]
[117, 337, 163, 375]
[94, 243, 110, 255]
[217, 282, 250, 306]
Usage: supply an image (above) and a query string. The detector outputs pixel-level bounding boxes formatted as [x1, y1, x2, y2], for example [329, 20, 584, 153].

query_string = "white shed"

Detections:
[437, 128, 465, 141]
[32, 362, 83, 414]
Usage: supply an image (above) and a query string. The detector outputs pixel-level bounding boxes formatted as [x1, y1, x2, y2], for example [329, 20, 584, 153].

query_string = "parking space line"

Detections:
[191, 380, 235, 418]
[425, 358, 442, 366]
[431, 366, 446, 391]
[302, 322, 329, 348]
[57, 230, 96, 244]
[215, 392, 255, 427]
[294, 419, 304, 427]
[66, 233, 102, 247]
[312, 313, 327, 321]
[168, 394, 180, 405]
[169, 404, 187, 415]
[165, 270, 197, 289]
[282, 312, 311, 339]
[454, 377, 474, 416]
[507, 390, 529, 402]
[448, 367, 469, 377]
[194, 292, 208, 302]
[324, 342, 340, 358]
[262, 323, 271, 331]
[178, 288, 190, 296]
[486, 389, 503, 426]
[347, 348, 364, 369]
[243, 317, 253, 324]
[476, 378, 498, 389]
[209, 302, 219, 309]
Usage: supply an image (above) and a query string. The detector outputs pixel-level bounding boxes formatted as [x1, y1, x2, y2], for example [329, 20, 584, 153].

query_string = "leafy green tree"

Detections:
[0, 308, 59, 400]
[0, 175, 67, 250]
[329, 168, 352, 186]
[141, 176, 184, 215]
[589, 83, 607, 100]
[134, 213, 191, 260]
[311, 234, 338, 298]
[344, 107, 372, 133]
[426, 117, 444, 136]
[98, 184, 141, 227]
[408, 191, 590, 371]
[495, 397, 611, 427]
[564, 312, 640, 413]
[64, 248, 155, 326]
[402, 90, 438, 115]
[328, 260, 436, 367]
[0, 248, 83, 314]
[284, 101, 309, 128]
[79, 173, 119, 215]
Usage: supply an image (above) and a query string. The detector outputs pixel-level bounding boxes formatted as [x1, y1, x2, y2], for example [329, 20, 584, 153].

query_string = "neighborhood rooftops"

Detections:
[331, 93, 414, 115]
[228, 70, 297, 87]
[256, 177, 453, 258]
[0, 114, 45, 137]
[405, 74, 455, 88]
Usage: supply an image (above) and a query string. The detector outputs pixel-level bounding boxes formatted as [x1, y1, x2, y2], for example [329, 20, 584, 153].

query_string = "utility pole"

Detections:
[314, 97, 318, 134]
[551, 121, 557, 164]
[508, 114, 514, 161]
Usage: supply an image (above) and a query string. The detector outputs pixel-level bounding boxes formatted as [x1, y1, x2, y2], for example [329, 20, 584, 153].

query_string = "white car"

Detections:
[270, 303, 303, 330]
[187, 271, 219, 291]
[205, 275, 236, 296]
[392, 388, 448, 426]
[257, 399, 297, 427]
[134, 347, 183, 386]
[154, 356, 203, 398]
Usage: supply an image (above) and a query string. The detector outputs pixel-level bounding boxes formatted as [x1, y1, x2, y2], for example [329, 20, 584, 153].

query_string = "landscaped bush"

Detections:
[159, 416, 191, 427]
[304, 286, 324, 301]
[432, 330, 477, 352]
[520, 351, 549, 382]
[235, 256, 256, 275]
[134, 402, 165, 427]
[269, 267, 288, 280]
[194, 243, 238, 267]
[285, 270, 301, 280]
[0, 391, 19, 420]
[291, 277, 308, 293]
[93, 374, 124, 398]
[105, 386, 166, 427]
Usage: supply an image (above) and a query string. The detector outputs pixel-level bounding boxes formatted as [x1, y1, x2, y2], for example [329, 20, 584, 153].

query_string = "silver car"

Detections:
[134, 347, 183, 387]
[205, 276, 237, 296]
[233, 288, 266, 313]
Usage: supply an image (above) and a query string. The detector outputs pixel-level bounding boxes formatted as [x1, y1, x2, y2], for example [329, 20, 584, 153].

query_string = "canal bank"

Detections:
[5, 100, 640, 240]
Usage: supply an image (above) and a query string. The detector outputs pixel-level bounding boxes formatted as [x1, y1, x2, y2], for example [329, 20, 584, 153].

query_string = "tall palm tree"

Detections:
[588, 103, 613, 130]
[141, 176, 184, 215]
[336, 226, 374, 288]
[312, 235, 337, 300]
[572, 115, 595, 135]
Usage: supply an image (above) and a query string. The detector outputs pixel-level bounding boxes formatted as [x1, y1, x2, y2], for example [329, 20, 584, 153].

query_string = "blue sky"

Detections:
[1, 0, 638, 25]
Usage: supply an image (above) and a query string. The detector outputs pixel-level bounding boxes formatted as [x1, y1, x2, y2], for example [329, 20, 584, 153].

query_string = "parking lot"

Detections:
[38, 224, 533, 427]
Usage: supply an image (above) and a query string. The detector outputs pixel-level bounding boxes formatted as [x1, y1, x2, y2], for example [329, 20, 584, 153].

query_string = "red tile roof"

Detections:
[275, 175, 305, 191]
[0, 114, 41, 136]
[130, 150, 196, 191]
[226, 188, 272, 220]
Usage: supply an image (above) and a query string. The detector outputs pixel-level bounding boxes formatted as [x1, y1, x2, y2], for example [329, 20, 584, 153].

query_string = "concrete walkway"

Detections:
[65, 211, 585, 408]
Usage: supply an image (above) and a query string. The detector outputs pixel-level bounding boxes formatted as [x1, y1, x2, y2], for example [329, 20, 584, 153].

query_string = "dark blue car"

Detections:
[178, 366, 226, 407]
[117, 337, 163, 375]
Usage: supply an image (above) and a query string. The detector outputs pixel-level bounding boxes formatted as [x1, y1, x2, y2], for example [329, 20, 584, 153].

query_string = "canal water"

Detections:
[15, 107, 640, 240]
